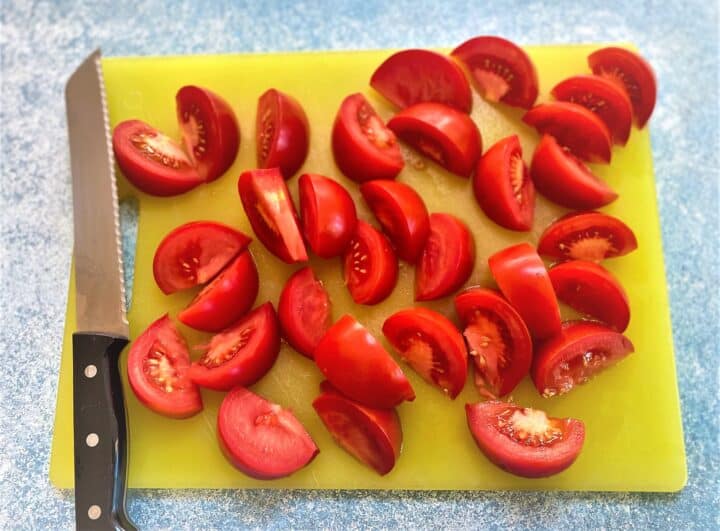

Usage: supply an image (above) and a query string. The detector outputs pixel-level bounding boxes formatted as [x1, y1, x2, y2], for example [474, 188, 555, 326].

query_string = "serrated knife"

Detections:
[66, 49, 136, 531]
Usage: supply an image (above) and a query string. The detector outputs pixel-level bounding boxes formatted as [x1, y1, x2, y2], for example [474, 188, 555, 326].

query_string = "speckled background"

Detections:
[1, 0, 718, 529]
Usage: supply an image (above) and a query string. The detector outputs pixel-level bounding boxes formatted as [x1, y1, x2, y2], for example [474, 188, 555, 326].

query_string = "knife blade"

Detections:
[66, 49, 136, 531]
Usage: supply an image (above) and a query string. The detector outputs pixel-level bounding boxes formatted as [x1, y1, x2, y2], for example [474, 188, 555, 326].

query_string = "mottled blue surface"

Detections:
[1, 0, 718, 529]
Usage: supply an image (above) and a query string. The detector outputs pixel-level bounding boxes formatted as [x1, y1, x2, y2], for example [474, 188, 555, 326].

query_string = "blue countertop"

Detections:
[1, 0, 718, 528]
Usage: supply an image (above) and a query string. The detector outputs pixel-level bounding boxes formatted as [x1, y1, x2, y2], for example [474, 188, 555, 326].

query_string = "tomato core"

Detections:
[397, 334, 452, 394]
[144, 341, 185, 393]
[464, 311, 510, 397]
[199, 326, 255, 368]
[472, 62, 512, 101]
[496, 407, 564, 446]
[357, 102, 395, 149]
[542, 349, 612, 398]
[129, 131, 192, 169]
[179, 104, 208, 164]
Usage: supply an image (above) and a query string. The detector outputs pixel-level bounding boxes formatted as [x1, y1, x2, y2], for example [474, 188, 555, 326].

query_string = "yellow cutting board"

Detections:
[50, 45, 686, 491]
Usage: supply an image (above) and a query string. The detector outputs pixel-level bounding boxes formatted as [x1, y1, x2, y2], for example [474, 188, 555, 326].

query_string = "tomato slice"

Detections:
[588, 47, 657, 128]
[454, 288, 532, 398]
[530, 134, 617, 210]
[313, 381, 402, 476]
[176, 85, 240, 182]
[217, 387, 318, 479]
[112, 119, 204, 196]
[466, 401, 585, 478]
[178, 250, 258, 332]
[370, 49, 472, 112]
[488, 243, 561, 339]
[314, 315, 415, 409]
[549, 261, 630, 332]
[382, 307, 468, 399]
[415, 213, 475, 301]
[551, 75, 633, 145]
[532, 321, 634, 397]
[473, 134, 535, 231]
[343, 220, 398, 305]
[299, 173, 357, 258]
[523, 102, 613, 164]
[332, 93, 404, 183]
[538, 211, 638, 262]
[237, 168, 308, 263]
[127, 314, 202, 418]
[256, 88, 309, 179]
[388, 102, 482, 177]
[188, 303, 280, 391]
[360, 180, 430, 263]
[278, 267, 331, 359]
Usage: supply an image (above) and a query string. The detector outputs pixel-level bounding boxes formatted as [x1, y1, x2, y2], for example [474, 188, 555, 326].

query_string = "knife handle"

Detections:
[73, 333, 136, 531]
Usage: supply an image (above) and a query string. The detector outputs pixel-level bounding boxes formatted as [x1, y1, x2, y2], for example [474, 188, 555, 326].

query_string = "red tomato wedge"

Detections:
[451, 36, 539, 109]
[588, 47, 657, 128]
[523, 102, 613, 164]
[549, 261, 630, 332]
[383, 307, 468, 399]
[178, 250, 258, 333]
[532, 321, 634, 397]
[488, 243, 561, 339]
[538, 211, 638, 262]
[415, 213, 475, 301]
[388, 102, 482, 177]
[237, 168, 308, 263]
[314, 315, 415, 409]
[360, 180, 430, 263]
[454, 288, 532, 398]
[152, 221, 251, 294]
[370, 49, 472, 112]
[530, 135, 617, 210]
[299, 173, 357, 258]
[256, 88, 309, 179]
[188, 303, 280, 391]
[551, 75, 633, 145]
[473, 134, 535, 231]
[332, 93, 404, 183]
[313, 381, 402, 476]
[278, 267, 331, 359]
[218, 387, 318, 480]
[343, 220, 398, 305]
[466, 401, 585, 478]
[127, 315, 202, 418]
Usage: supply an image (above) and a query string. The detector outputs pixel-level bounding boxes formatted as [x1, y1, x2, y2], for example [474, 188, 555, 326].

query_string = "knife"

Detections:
[66, 49, 136, 531]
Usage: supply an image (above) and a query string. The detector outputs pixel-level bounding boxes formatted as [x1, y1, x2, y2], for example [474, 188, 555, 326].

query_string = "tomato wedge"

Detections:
[451, 36, 539, 109]
[532, 321, 634, 397]
[332, 93, 404, 183]
[523, 102, 613, 163]
[127, 314, 202, 418]
[454, 288, 532, 398]
[473, 134, 535, 231]
[370, 49, 472, 112]
[237, 168, 308, 263]
[256, 88, 309, 179]
[360, 180, 430, 263]
[530, 135, 617, 210]
[278, 267, 331, 359]
[314, 315, 415, 409]
[388, 102, 482, 177]
[415, 213, 475, 301]
[466, 401, 585, 478]
[343, 220, 398, 305]
[313, 381, 402, 476]
[538, 211, 638, 262]
[188, 303, 280, 391]
[218, 387, 318, 479]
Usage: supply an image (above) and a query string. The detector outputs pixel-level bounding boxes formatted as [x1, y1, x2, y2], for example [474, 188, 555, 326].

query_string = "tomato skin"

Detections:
[127, 314, 202, 419]
[178, 250, 259, 333]
[343, 220, 399, 305]
[332, 93, 404, 183]
[530, 135, 617, 210]
[360, 180, 430, 263]
[473, 134, 535, 231]
[387, 102, 482, 177]
[314, 315, 415, 409]
[370, 49, 472, 112]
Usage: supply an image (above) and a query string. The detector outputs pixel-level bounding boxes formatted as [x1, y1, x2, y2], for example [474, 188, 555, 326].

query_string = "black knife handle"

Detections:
[73, 333, 136, 531]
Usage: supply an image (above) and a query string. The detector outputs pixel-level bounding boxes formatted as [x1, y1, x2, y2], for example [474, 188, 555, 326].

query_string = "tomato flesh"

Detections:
[343, 220, 398, 305]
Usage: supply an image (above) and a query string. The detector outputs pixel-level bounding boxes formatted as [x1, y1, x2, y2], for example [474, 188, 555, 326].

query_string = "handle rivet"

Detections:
[86, 433, 99, 447]
[84, 364, 98, 378]
[88, 505, 102, 520]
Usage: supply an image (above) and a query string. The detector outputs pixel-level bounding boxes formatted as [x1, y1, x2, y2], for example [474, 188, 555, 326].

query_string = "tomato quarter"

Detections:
[343, 220, 398, 305]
